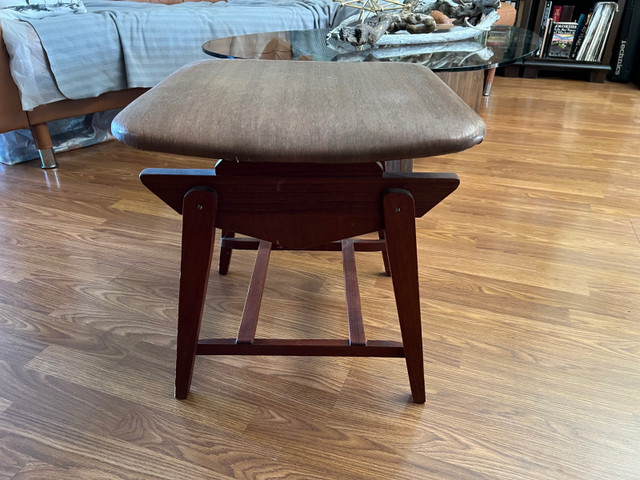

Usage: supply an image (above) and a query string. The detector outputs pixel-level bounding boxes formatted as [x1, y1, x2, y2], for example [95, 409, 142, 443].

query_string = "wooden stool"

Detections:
[112, 59, 485, 403]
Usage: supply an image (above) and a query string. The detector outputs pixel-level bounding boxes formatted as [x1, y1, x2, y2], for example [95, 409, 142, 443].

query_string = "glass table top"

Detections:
[203, 26, 540, 72]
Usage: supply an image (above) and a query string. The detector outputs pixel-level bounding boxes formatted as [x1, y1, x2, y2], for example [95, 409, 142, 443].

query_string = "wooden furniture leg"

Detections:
[483, 68, 496, 96]
[378, 230, 391, 276]
[175, 187, 218, 399]
[218, 230, 235, 275]
[29, 123, 57, 169]
[383, 189, 425, 404]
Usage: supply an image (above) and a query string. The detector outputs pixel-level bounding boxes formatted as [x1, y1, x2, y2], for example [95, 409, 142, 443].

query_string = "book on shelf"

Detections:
[560, 4, 576, 21]
[547, 22, 579, 58]
[552, 4, 563, 21]
[570, 13, 589, 57]
[572, 11, 593, 57]
[593, 6, 616, 57]
[610, 0, 640, 81]
[539, 18, 554, 57]
[575, 1, 619, 62]
[539, 0, 554, 37]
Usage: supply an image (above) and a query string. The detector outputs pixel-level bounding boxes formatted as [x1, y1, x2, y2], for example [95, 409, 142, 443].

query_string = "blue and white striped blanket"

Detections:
[25, 0, 348, 100]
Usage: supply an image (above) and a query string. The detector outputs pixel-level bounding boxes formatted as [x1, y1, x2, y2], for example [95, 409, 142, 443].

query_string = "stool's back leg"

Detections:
[175, 187, 218, 399]
[218, 230, 235, 275]
[377, 230, 391, 276]
[383, 189, 426, 404]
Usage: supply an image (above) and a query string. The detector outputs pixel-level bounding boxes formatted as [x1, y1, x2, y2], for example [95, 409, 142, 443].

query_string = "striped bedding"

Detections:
[1, 0, 349, 110]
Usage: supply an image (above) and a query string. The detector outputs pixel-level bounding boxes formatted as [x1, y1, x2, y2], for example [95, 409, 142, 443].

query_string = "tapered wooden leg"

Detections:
[175, 187, 218, 399]
[483, 68, 496, 96]
[383, 189, 425, 403]
[219, 231, 235, 275]
[378, 230, 391, 276]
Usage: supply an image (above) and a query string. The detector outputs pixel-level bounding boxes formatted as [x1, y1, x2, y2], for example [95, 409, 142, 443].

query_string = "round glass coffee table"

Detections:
[203, 26, 540, 111]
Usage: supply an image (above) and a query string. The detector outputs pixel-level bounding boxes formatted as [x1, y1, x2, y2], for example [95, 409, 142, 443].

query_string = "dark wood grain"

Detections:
[140, 169, 459, 249]
[377, 230, 391, 276]
[217, 230, 235, 275]
[196, 339, 405, 356]
[383, 190, 425, 403]
[342, 239, 366, 346]
[236, 240, 271, 344]
[175, 187, 217, 399]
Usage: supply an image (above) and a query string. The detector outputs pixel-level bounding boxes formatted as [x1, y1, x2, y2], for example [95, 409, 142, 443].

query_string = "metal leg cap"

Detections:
[39, 148, 58, 169]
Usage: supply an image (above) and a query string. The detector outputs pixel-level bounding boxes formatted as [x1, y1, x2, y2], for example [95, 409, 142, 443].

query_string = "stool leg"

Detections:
[219, 231, 235, 275]
[378, 230, 391, 276]
[383, 190, 425, 404]
[175, 187, 218, 399]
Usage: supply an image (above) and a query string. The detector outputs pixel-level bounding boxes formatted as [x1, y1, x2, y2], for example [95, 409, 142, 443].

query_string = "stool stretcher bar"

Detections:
[342, 239, 366, 346]
[236, 240, 271, 345]
[220, 236, 387, 252]
[197, 339, 405, 357]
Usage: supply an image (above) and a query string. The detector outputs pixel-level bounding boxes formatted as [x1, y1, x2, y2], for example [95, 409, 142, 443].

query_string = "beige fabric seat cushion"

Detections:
[112, 59, 485, 163]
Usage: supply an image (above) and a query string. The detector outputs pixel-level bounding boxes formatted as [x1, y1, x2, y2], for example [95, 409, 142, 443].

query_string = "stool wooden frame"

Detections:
[140, 161, 459, 403]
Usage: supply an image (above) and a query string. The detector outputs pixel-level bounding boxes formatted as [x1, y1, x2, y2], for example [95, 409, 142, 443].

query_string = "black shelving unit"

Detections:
[513, 0, 627, 81]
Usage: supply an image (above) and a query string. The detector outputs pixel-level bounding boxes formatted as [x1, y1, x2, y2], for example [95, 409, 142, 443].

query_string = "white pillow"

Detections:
[0, 0, 87, 19]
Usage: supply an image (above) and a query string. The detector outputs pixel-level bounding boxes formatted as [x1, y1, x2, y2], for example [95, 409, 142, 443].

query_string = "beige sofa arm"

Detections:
[0, 23, 29, 134]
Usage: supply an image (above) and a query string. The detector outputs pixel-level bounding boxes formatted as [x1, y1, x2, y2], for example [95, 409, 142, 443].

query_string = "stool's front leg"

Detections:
[175, 187, 218, 399]
[383, 189, 425, 404]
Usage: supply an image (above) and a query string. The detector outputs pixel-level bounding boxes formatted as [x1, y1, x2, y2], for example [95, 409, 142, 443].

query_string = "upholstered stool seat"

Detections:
[113, 59, 484, 163]
[112, 59, 485, 403]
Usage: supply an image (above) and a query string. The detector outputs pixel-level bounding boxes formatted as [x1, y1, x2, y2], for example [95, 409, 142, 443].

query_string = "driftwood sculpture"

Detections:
[331, 41, 494, 65]
[332, 12, 437, 46]
[329, 0, 502, 46]
[411, 0, 501, 26]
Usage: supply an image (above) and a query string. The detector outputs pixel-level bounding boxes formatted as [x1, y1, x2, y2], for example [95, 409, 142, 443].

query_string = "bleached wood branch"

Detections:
[327, 0, 501, 46]
[329, 41, 494, 62]
[328, 11, 438, 46]
[327, 10, 499, 47]
[375, 10, 499, 45]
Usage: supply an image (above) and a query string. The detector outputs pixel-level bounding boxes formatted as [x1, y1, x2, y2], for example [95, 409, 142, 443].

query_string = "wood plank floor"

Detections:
[0, 76, 639, 479]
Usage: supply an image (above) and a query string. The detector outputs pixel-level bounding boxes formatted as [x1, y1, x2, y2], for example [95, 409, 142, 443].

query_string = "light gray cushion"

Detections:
[112, 59, 485, 163]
